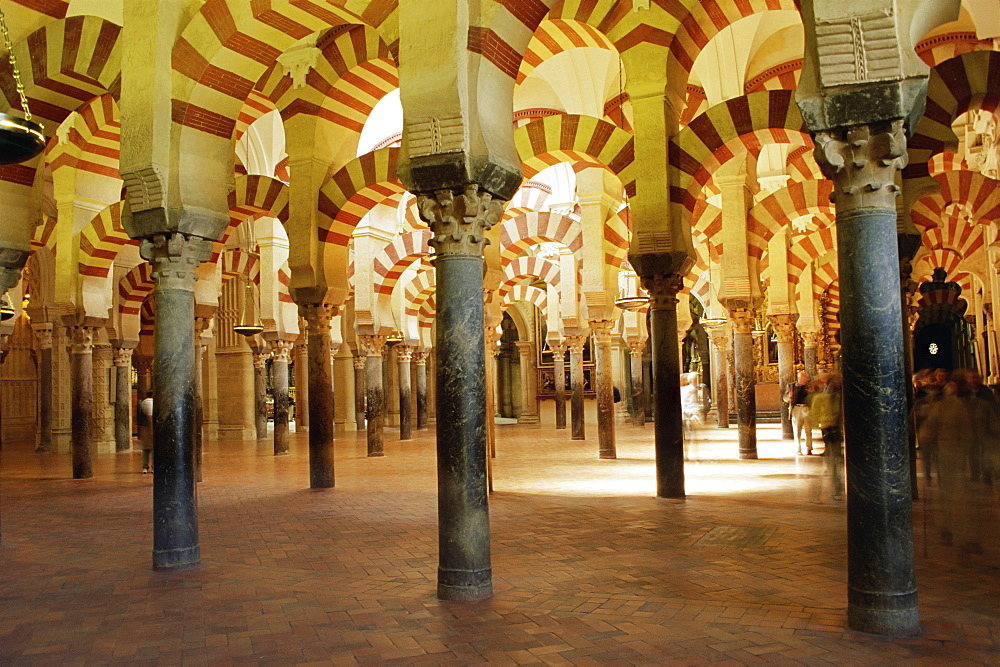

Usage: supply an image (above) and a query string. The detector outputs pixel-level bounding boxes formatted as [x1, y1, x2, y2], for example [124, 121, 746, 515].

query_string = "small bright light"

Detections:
[929, 343, 939, 355]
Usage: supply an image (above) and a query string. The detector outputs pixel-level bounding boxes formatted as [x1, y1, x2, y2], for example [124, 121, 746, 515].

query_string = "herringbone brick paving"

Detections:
[1, 422, 998, 664]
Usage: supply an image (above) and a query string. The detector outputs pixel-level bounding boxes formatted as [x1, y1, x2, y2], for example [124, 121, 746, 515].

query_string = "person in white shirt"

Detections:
[138, 392, 153, 473]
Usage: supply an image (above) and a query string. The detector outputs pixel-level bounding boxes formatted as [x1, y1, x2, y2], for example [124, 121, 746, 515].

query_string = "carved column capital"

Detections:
[800, 331, 823, 348]
[140, 233, 212, 292]
[68, 325, 97, 354]
[299, 303, 336, 335]
[270, 339, 294, 363]
[352, 352, 367, 370]
[566, 335, 587, 355]
[626, 339, 646, 358]
[768, 314, 798, 343]
[813, 120, 908, 212]
[419, 184, 505, 257]
[359, 334, 386, 357]
[638, 273, 682, 310]
[252, 351, 270, 369]
[709, 331, 729, 352]
[413, 348, 429, 365]
[549, 340, 568, 357]
[113, 346, 134, 367]
[32, 323, 53, 350]
[729, 308, 755, 335]
[396, 345, 414, 363]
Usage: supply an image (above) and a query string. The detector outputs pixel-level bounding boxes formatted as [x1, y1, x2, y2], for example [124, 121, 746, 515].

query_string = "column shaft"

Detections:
[649, 295, 685, 498]
[552, 345, 567, 430]
[591, 325, 616, 458]
[114, 348, 133, 452]
[568, 340, 585, 440]
[143, 234, 210, 570]
[353, 354, 366, 431]
[35, 328, 53, 452]
[362, 337, 385, 456]
[733, 320, 758, 459]
[435, 253, 491, 600]
[70, 327, 96, 479]
[415, 353, 428, 429]
[629, 350, 644, 426]
[294, 343, 309, 431]
[303, 305, 335, 488]
[252, 352, 268, 440]
[272, 342, 291, 456]
[398, 347, 413, 440]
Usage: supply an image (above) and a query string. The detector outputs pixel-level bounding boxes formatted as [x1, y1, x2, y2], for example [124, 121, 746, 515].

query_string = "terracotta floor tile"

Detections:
[1, 422, 999, 664]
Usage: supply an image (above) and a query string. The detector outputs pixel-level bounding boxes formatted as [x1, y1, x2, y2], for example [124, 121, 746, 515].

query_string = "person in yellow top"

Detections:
[811, 373, 843, 501]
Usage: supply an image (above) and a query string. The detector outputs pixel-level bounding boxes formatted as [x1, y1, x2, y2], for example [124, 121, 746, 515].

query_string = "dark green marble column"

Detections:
[420, 185, 503, 602]
[815, 121, 917, 635]
[552, 341, 568, 430]
[300, 303, 336, 488]
[361, 335, 385, 456]
[141, 233, 211, 570]
[69, 325, 97, 479]
[568, 336, 586, 440]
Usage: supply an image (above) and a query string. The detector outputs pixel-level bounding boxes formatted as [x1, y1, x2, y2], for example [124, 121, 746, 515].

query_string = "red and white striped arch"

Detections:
[171, 1, 388, 141]
[256, 24, 397, 140]
[0, 15, 121, 126]
[498, 256, 561, 301]
[118, 262, 154, 316]
[748, 180, 836, 261]
[503, 284, 547, 313]
[500, 211, 583, 264]
[514, 114, 634, 180]
[317, 148, 403, 247]
[517, 19, 618, 85]
[671, 90, 810, 217]
[373, 229, 431, 296]
[46, 94, 120, 182]
[79, 201, 136, 279]
[905, 51, 1000, 186]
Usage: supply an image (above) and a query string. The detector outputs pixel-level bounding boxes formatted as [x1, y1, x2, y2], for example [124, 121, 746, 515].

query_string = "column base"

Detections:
[437, 567, 493, 602]
[218, 426, 257, 440]
[848, 589, 919, 635]
[517, 414, 539, 425]
[153, 545, 200, 571]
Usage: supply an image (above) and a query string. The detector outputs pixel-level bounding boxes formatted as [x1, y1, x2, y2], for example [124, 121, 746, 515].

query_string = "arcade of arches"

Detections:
[1, 0, 1000, 651]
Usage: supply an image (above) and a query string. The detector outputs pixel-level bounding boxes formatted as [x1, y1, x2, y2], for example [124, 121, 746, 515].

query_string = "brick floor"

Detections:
[1, 421, 999, 664]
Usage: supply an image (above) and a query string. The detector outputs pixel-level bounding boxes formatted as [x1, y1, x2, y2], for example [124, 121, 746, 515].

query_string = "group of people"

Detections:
[912, 368, 998, 549]
[785, 370, 845, 500]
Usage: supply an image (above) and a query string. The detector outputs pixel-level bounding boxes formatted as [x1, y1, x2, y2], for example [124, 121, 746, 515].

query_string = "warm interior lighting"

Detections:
[0, 293, 16, 321]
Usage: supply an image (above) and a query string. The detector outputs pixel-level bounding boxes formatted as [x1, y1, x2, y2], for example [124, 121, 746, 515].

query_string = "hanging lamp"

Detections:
[0, 8, 45, 165]
[0, 293, 15, 320]
[233, 275, 264, 336]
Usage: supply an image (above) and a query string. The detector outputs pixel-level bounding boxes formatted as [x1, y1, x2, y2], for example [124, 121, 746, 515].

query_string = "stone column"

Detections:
[93, 344, 114, 452]
[415, 349, 429, 429]
[770, 314, 798, 440]
[708, 328, 730, 428]
[484, 332, 499, 462]
[33, 324, 54, 452]
[514, 341, 539, 424]
[589, 321, 616, 459]
[352, 351, 366, 431]
[898, 245, 920, 499]
[729, 308, 757, 459]
[193, 318, 210, 482]
[550, 341, 568, 430]
[251, 349, 269, 440]
[801, 331, 821, 379]
[270, 340, 293, 456]
[397, 345, 414, 440]
[419, 185, 502, 602]
[566, 335, 586, 440]
[626, 340, 645, 427]
[299, 303, 336, 488]
[140, 233, 211, 570]
[113, 346, 134, 452]
[294, 342, 308, 431]
[68, 325, 97, 479]
[813, 120, 917, 634]
[360, 335, 386, 456]
[634, 269, 686, 498]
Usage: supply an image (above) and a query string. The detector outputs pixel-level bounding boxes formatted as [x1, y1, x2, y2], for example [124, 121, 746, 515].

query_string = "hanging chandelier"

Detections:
[0, 8, 45, 165]
[233, 275, 264, 336]
[0, 293, 15, 320]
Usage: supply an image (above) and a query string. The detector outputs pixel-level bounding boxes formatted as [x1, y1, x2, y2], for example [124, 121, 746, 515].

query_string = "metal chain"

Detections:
[0, 7, 32, 121]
